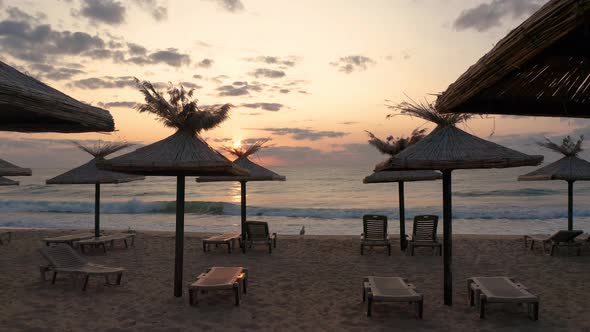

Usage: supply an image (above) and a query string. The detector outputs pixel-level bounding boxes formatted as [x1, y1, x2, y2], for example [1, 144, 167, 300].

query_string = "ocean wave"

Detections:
[0, 199, 587, 221]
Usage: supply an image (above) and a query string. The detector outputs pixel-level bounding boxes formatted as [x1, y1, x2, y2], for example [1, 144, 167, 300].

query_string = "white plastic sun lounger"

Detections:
[523, 230, 583, 256]
[75, 233, 136, 254]
[188, 267, 248, 306]
[43, 232, 96, 247]
[467, 277, 539, 321]
[362, 276, 423, 318]
[39, 244, 125, 291]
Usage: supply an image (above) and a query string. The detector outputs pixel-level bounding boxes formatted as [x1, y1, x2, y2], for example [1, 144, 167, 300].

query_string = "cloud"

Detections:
[208, 0, 244, 12]
[148, 48, 190, 67]
[330, 55, 376, 73]
[217, 81, 264, 96]
[244, 56, 300, 67]
[454, 0, 544, 32]
[240, 102, 284, 111]
[29, 63, 85, 80]
[127, 42, 147, 55]
[180, 81, 202, 89]
[78, 0, 126, 25]
[255, 127, 349, 141]
[133, 0, 168, 21]
[197, 58, 214, 68]
[97, 101, 137, 108]
[68, 76, 136, 89]
[250, 68, 286, 79]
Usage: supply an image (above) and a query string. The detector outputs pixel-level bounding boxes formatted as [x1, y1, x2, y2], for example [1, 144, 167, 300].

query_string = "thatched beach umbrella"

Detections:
[0, 61, 114, 132]
[98, 80, 247, 297]
[0, 158, 31, 176]
[436, 0, 590, 118]
[363, 130, 441, 250]
[377, 100, 543, 305]
[519, 136, 590, 231]
[0, 176, 19, 186]
[46, 142, 144, 237]
[197, 140, 286, 250]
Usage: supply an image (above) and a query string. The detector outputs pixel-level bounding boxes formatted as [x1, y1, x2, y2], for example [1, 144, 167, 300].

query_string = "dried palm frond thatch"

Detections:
[135, 79, 231, 134]
[387, 99, 473, 127]
[538, 136, 583, 157]
[73, 141, 133, 159]
[222, 139, 270, 159]
[366, 128, 427, 156]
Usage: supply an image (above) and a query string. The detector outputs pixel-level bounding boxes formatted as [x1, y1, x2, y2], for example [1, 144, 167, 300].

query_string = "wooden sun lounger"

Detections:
[75, 233, 136, 254]
[203, 233, 241, 253]
[467, 277, 539, 321]
[43, 232, 96, 247]
[523, 230, 583, 256]
[362, 276, 423, 318]
[39, 244, 125, 291]
[188, 267, 248, 306]
[0, 231, 12, 245]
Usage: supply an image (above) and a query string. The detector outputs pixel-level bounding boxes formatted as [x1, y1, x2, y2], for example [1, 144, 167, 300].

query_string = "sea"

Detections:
[1, 166, 589, 235]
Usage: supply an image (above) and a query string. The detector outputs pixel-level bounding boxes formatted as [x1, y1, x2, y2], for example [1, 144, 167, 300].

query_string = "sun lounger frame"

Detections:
[362, 276, 423, 318]
[523, 230, 583, 256]
[407, 215, 442, 256]
[75, 233, 136, 254]
[188, 267, 248, 306]
[202, 233, 241, 253]
[244, 221, 277, 253]
[467, 276, 539, 321]
[360, 215, 391, 256]
[39, 244, 125, 291]
[43, 232, 97, 247]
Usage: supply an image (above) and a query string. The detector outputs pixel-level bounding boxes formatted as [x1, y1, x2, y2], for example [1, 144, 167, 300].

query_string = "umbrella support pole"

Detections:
[174, 175, 185, 297]
[442, 170, 453, 306]
[241, 181, 247, 253]
[568, 180, 574, 231]
[398, 182, 406, 251]
[95, 183, 100, 238]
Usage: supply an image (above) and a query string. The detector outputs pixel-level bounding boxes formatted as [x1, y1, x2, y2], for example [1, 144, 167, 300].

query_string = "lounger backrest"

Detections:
[550, 230, 583, 242]
[245, 221, 270, 241]
[39, 244, 88, 268]
[412, 215, 438, 242]
[362, 215, 388, 241]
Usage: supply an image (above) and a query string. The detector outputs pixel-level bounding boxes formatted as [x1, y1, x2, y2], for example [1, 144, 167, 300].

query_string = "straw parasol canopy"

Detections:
[0, 176, 19, 186]
[98, 79, 248, 297]
[363, 130, 442, 250]
[47, 142, 144, 237]
[0, 158, 31, 176]
[519, 136, 590, 230]
[0, 61, 114, 132]
[197, 140, 285, 251]
[377, 100, 543, 305]
[436, 0, 590, 118]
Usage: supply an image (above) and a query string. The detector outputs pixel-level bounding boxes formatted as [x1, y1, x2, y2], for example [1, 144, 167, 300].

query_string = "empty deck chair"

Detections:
[467, 276, 539, 320]
[244, 221, 277, 253]
[360, 215, 391, 256]
[523, 230, 583, 256]
[188, 267, 248, 306]
[407, 215, 441, 256]
[39, 244, 124, 291]
[362, 276, 423, 318]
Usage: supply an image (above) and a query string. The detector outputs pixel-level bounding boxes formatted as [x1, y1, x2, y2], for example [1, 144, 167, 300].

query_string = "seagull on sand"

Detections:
[299, 226, 305, 236]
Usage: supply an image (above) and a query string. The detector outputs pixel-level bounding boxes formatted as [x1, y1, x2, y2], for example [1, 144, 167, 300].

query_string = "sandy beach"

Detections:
[1, 229, 589, 331]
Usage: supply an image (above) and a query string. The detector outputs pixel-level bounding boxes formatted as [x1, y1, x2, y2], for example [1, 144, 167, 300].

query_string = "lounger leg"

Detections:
[411, 244, 415, 256]
[362, 284, 365, 302]
[479, 299, 485, 319]
[116, 273, 122, 285]
[468, 282, 474, 307]
[234, 285, 240, 306]
[360, 244, 364, 255]
[189, 289, 197, 306]
[550, 244, 556, 256]
[416, 299, 423, 319]
[533, 303, 539, 321]
[268, 243, 272, 254]
[228, 242, 232, 254]
[52, 271, 58, 284]
[387, 244, 391, 256]
[203, 242, 207, 252]
[367, 295, 372, 317]
[124, 239, 128, 248]
[243, 277, 248, 294]
[82, 275, 90, 291]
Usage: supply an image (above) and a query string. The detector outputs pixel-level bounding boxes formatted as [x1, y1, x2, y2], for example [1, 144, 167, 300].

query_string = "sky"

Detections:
[1, 0, 589, 169]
